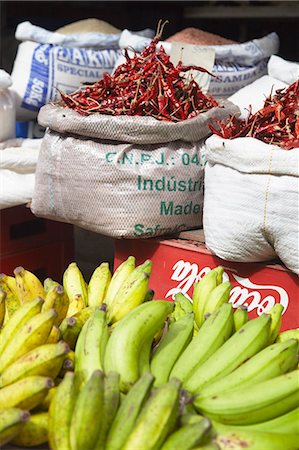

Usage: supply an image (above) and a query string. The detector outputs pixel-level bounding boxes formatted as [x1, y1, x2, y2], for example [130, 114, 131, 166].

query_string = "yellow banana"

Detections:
[0, 341, 69, 387]
[0, 376, 54, 411]
[66, 293, 85, 317]
[0, 288, 6, 327]
[14, 266, 45, 304]
[42, 284, 69, 326]
[46, 324, 62, 343]
[35, 385, 58, 412]
[0, 297, 44, 355]
[58, 350, 75, 378]
[11, 411, 49, 447]
[104, 256, 136, 308]
[63, 262, 88, 305]
[88, 262, 112, 308]
[0, 408, 30, 447]
[0, 308, 57, 372]
[44, 277, 59, 294]
[266, 303, 284, 344]
[0, 273, 20, 321]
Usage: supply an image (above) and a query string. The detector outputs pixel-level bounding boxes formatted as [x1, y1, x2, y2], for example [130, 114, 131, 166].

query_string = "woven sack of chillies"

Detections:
[203, 80, 299, 275]
[31, 24, 239, 239]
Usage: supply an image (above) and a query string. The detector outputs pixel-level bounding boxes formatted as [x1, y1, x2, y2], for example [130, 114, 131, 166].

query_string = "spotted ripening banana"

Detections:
[0, 296, 44, 355]
[42, 284, 69, 326]
[88, 262, 112, 308]
[11, 411, 49, 447]
[276, 328, 299, 344]
[195, 370, 299, 425]
[170, 303, 234, 383]
[0, 273, 20, 321]
[233, 305, 249, 331]
[213, 422, 299, 450]
[150, 312, 194, 386]
[122, 378, 181, 450]
[192, 268, 220, 328]
[14, 266, 45, 304]
[46, 324, 62, 343]
[0, 376, 54, 411]
[265, 303, 284, 344]
[59, 306, 93, 349]
[107, 260, 152, 324]
[70, 370, 105, 450]
[196, 338, 298, 399]
[106, 372, 154, 450]
[236, 407, 299, 435]
[63, 262, 88, 306]
[104, 300, 174, 392]
[0, 308, 57, 373]
[104, 256, 136, 308]
[160, 417, 211, 450]
[75, 306, 109, 386]
[0, 289, 6, 327]
[48, 371, 77, 450]
[0, 408, 30, 447]
[0, 341, 70, 388]
[185, 313, 271, 393]
[94, 371, 120, 450]
[66, 293, 85, 317]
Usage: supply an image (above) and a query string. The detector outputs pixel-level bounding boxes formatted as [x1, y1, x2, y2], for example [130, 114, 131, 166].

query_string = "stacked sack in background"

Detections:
[203, 56, 299, 275]
[0, 258, 298, 449]
[31, 24, 239, 239]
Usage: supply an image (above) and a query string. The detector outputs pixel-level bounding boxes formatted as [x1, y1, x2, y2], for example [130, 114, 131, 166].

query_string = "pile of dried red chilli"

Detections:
[57, 21, 218, 122]
[209, 80, 299, 150]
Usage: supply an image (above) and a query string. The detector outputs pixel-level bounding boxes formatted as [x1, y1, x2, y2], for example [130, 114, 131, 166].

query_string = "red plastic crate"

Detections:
[115, 233, 299, 332]
[0, 205, 73, 257]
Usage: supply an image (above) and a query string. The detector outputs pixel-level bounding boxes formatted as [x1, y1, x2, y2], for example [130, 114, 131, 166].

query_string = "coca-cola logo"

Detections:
[165, 260, 289, 315]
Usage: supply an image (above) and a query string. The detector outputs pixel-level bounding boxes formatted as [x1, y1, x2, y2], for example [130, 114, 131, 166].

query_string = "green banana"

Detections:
[88, 262, 111, 308]
[161, 417, 211, 450]
[104, 300, 174, 392]
[185, 313, 271, 393]
[175, 292, 194, 314]
[75, 306, 109, 386]
[0, 341, 70, 387]
[276, 328, 299, 343]
[266, 303, 284, 344]
[0, 273, 20, 320]
[14, 266, 45, 304]
[197, 339, 298, 399]
[192, 444, 220, 450]
[144, 289, 155, 302]
[70, 370, 105, 450]
[213, 422, 299, 450]
[202, 281, 232, 319]
[192, 269, 220, 328]
[11, 411, 49, 447]
[104, 256, 135, 308]
[0, 308, 57, 373]
[63, 262, 88, 305]
[233, 305, 249, 331]
[236, 407, 299, 434]
[106, 372, 154, 450]
[196, 370, 299, 425]
[59, 306, 93, 349]
[107, 265, 151, 324]
[170, 303, 234, 383]
[48, 371, 77, 450]
[151, 312, 194, 386]
[0, 288, 6, 327]
[0, 376, 54, 410]
[122, 377, 182, 450]
[0, 296, 44, 354]
[0, 408, 30, 446]
[95, 371, 120, 449]
[42, 284, 69, 326]
[139, 335, 154, 376]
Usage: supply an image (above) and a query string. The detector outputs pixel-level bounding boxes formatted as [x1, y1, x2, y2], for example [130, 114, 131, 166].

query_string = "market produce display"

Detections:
[57, 21, 218, 121]
[0, 258, 298, 449]
[209, 79, 299, 149]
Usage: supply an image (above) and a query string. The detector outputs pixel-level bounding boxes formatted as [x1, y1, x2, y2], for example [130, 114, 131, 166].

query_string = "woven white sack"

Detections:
[31, 100, 239, 238]
[203, 135, 299, 275]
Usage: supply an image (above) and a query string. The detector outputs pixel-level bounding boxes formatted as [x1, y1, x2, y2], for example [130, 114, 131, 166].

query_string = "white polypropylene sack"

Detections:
[203, 135, 299, 275]
[116, 30, 279, 98]
[0, 138, 42, 209]
[31, 99, 239, 239]
[268, 55, 299, 85]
